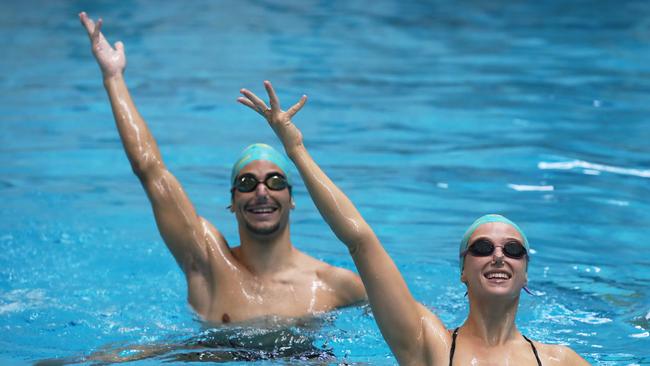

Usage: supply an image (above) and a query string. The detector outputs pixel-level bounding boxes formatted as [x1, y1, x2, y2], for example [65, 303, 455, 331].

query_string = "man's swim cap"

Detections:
[231, 143, 292, 186]
[459, 214, 530, 272]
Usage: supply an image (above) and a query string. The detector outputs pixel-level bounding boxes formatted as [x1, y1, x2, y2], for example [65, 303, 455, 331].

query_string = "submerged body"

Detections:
[37, 320, 334, 364]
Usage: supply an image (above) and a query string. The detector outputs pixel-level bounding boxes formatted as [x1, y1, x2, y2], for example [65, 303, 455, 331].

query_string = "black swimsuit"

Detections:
[449, 327, 542, 366]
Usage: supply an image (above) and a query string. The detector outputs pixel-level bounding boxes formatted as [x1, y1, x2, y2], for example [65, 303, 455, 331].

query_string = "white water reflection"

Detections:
[538, 160, 650, 179]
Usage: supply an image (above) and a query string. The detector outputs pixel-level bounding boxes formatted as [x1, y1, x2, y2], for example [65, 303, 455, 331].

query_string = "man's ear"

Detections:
[291, 197, 295, 209]
[229, 190, 236, 212]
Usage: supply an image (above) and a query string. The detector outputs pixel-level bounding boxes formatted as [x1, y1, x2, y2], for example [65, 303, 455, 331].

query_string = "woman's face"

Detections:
[461, 222, 528, 299]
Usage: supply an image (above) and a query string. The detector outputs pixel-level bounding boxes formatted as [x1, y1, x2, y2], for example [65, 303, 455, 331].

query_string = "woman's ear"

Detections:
[524, 272, 528, 287]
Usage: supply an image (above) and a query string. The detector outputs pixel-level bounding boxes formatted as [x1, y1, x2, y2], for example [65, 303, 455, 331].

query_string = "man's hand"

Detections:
[79, 12, 126, 79]
[238, 81, 307, 155]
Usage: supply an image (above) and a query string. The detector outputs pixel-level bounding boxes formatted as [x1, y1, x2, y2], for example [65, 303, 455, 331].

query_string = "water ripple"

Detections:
[539, 159, 650, 178]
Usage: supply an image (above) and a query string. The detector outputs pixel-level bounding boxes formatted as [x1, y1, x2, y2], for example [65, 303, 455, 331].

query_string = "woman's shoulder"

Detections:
[534, 341, 591, 365]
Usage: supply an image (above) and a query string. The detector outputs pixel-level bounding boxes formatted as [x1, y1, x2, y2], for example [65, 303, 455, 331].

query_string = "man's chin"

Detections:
[245, 222, 282, 236]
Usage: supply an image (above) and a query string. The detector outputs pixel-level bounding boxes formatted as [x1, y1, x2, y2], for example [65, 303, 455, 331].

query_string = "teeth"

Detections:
[486, 272, 510, 280]
[249, 207, 276, 213]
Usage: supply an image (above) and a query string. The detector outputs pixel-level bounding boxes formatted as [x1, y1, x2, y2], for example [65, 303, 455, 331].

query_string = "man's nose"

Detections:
[254, 182, 269, 197]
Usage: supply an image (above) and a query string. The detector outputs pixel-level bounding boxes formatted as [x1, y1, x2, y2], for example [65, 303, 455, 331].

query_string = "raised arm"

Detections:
[238, 82, 449, 364]
[79, 13, 227, 280]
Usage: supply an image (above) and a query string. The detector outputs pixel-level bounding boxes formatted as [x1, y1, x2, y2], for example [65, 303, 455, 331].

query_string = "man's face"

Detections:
[461, 222, 528, 299]
[230, 160, 293, 237]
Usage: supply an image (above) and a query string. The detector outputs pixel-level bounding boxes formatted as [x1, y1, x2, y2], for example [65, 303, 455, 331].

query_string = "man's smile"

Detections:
[246, 204, 279, 216]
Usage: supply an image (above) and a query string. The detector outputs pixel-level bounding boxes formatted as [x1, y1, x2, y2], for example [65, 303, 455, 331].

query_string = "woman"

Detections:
[239, 82, 591, 365]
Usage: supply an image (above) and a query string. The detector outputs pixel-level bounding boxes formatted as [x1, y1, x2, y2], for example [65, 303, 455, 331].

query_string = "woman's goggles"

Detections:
[233, 173, 289, 193]
[465, 239, 527, 259]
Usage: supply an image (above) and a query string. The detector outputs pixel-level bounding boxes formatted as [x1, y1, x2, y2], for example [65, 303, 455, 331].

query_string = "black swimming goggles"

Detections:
[232, 173, 290, 193]
[465, 239, 528, 259]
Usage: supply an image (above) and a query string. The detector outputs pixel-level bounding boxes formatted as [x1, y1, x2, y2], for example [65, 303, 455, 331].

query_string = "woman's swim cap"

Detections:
[459, 214, 530, 272]
[230, 143, 292, 186]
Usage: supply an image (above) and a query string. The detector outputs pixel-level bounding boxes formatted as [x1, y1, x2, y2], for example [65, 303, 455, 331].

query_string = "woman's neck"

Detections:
[462, 295, 521, 346]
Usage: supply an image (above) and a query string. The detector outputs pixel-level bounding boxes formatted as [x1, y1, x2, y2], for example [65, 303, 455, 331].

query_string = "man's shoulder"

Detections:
[316, 261, 356, 282]
[293, 249, 366, 305]
[292, 249, 352, 278]
[292, 249, 330, 269]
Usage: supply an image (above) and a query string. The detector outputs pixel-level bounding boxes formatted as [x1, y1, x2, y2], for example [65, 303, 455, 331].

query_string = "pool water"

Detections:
[1, 0, 649, 364]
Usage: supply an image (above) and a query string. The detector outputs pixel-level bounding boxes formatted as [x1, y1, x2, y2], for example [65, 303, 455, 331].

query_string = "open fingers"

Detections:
[80, 12, 110, 48]
[79, 12, 96, 38]
[239, 89, 269, 114]
[264, 81, 281, 111]
[237, 96, 258, 113]
[286, 95, 307, 117]
[91, 18, 103, 43]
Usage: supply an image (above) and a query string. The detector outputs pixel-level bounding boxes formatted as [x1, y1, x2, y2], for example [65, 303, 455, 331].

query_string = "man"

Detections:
[79, 12, 365, 325]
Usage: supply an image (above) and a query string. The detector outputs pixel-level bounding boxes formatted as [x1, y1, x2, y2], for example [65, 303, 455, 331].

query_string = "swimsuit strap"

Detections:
[522, 334, 543, 366]
[449, 327, 459, 366]
[450, 328, 542, 366]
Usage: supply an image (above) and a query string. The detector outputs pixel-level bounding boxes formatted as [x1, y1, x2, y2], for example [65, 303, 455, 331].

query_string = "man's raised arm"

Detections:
[238, 81, 450, 365]
[79, 13, 227, 277]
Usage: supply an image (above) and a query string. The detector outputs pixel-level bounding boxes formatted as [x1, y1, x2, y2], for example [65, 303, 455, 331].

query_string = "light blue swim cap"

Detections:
[459, 214, 530, 272]
[230, 143, 292, 186]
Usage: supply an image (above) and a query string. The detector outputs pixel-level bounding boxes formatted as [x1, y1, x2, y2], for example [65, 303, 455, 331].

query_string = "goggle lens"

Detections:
[234, 173, 289, 193]
[265, 175, 287, 190]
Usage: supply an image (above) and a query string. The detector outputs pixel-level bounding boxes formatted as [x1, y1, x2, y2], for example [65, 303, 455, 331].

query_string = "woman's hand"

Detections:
[79, 12, 126, 79]
[238, 81, 307, 155]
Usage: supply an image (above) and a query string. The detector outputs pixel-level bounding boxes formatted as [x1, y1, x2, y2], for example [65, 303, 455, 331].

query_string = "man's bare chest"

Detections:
[202, 272, 337, 324]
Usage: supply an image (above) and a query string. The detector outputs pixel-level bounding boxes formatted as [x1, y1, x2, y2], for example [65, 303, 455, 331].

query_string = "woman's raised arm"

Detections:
[238, 81, 449, 364]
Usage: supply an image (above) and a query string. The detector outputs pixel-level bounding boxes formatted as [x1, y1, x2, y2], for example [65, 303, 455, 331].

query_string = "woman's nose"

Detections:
[492, 247, 505, 265]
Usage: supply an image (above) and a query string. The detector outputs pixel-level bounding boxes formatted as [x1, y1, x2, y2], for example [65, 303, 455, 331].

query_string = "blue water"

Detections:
[1, 0, 649, 364]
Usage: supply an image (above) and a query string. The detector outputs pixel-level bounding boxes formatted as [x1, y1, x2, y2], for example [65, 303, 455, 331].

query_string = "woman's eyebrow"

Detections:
[471, 236, 522, 243]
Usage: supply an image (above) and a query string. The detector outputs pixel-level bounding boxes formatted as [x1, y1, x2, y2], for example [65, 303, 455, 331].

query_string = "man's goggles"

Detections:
[233, 173, 289, 193]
